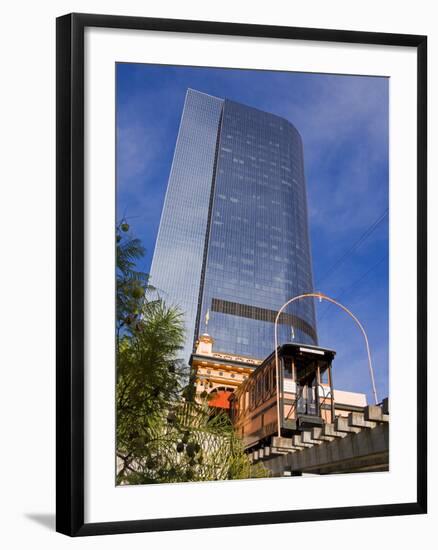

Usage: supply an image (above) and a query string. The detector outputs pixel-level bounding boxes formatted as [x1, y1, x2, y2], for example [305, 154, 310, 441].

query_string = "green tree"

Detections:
[116, 221, 268, 484]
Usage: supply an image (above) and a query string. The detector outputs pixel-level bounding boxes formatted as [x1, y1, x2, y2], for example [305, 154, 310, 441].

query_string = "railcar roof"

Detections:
[259, 342, 337, 367]
[281, 342, 336, 354]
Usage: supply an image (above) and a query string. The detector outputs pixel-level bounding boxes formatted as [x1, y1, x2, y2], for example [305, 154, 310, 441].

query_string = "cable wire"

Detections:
[316, 208, 388, 286]
[317, 253, 388, 324]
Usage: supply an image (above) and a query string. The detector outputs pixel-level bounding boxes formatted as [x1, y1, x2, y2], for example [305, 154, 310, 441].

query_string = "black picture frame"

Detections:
[56, 12, 427, 537]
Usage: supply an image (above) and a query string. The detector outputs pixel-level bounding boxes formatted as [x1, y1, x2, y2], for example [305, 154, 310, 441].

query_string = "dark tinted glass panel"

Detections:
[200, 99, 317, 359]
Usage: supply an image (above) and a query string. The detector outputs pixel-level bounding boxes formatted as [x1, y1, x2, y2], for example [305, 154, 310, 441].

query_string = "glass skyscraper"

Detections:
[150, 89, 317, 362]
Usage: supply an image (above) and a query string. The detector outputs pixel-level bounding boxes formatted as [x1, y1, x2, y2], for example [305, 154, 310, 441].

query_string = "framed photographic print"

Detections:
[56, 12, 427, 536]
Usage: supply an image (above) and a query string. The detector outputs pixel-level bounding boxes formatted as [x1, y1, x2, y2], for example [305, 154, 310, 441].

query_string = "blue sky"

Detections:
[116, 63, 389, 403]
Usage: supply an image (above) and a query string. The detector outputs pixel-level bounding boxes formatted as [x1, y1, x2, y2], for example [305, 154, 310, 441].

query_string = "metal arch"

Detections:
[274, 292, 379, 438]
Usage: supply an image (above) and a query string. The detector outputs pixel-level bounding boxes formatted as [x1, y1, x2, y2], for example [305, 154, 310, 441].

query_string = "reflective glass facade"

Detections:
[150, 90, 223, 362]
[151, 89, 317, 362]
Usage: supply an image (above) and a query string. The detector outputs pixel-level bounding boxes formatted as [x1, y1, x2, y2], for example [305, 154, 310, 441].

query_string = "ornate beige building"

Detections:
[190, 333, 261, 409]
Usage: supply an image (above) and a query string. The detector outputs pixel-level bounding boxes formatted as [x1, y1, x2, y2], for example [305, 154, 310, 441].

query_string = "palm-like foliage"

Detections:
[117, 300, 187, 462]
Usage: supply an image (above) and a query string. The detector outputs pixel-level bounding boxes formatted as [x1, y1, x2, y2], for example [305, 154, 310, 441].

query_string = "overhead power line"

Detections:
[317, 253, 388, 324]
[316, 208, 389, 286]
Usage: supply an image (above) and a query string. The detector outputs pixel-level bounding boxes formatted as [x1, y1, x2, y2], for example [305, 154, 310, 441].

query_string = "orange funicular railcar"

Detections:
[229, 343, 336, 451]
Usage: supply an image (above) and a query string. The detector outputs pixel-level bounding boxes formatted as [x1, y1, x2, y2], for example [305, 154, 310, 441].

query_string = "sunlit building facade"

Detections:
[150, 89, 317, 362]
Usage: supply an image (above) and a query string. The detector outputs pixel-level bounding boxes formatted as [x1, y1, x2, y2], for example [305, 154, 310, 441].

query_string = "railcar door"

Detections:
[297, 381, 318, 415]
[295, 356, 322, 427]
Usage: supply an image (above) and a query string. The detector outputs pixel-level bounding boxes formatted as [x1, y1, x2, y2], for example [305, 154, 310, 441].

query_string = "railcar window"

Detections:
[296, 358, 317, 383]
[284, 359, 293, 379]
[230, 400, 236, 422]
[264, 370, 270, 397]
[319, 360, 329, 384]
[250, 384, 255, 409]
[256, 375, 262, 405]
